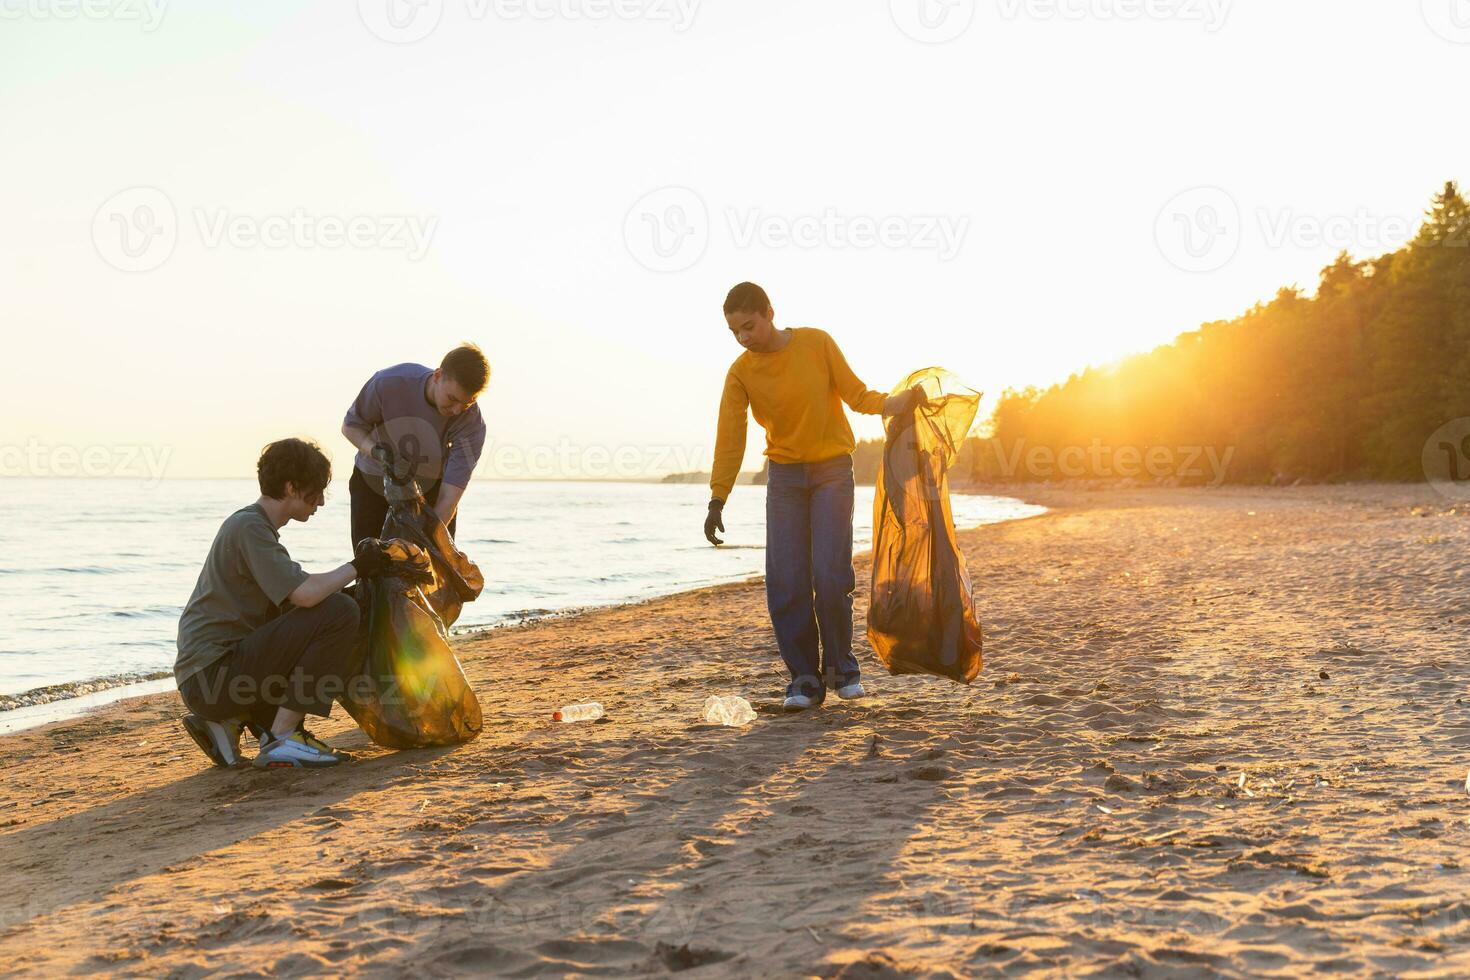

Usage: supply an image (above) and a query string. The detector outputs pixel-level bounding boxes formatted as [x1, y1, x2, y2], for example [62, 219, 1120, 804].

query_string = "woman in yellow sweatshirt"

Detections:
[704, 282, 925, 710]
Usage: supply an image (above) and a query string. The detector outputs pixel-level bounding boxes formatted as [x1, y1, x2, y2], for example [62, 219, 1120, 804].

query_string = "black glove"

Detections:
[351, 538, 391, 579]
[704, 499, 725, 546]
[371, 442, 413, 483]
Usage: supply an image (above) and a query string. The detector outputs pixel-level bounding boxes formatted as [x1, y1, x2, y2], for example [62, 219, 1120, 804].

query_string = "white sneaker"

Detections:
[783, 693, 817, 711]
[253, 731, 345, 769]
[836, 682, 867, 700]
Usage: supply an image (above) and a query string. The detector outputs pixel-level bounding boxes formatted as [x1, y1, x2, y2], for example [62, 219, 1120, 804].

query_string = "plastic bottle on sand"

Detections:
[702, 695, 757, 727]
[554, 702, 604, 723]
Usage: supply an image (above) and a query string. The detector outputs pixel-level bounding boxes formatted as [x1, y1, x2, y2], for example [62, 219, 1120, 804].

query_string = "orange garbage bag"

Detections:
[866, 367, 984, 684]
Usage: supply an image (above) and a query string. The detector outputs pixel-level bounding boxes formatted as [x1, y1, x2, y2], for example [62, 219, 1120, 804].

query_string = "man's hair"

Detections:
[441, 343, 491, 395]
[257, 438, 332, 499]
[723, 282, 771, 317]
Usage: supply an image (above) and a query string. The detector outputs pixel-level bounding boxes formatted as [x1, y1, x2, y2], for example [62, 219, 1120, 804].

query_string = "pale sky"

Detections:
[3, 0, 1467, 480]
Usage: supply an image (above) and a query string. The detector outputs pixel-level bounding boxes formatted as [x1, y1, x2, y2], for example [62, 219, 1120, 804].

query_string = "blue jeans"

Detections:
[766, 455, 860, 701]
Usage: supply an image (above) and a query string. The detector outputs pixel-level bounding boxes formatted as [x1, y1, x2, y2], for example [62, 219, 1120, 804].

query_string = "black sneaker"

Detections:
[181, 714, 245, 768]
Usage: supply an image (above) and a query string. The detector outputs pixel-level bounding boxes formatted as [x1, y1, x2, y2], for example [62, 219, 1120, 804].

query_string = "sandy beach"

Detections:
[3, 484, 1469, 977]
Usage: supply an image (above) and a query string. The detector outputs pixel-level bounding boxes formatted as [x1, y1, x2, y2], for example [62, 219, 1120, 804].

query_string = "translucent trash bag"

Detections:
[866, 367, 984, 684]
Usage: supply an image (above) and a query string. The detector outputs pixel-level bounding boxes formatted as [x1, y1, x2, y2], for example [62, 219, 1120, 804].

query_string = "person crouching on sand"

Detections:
[175, 438, 391, 769]
[703, 282, 926, 710]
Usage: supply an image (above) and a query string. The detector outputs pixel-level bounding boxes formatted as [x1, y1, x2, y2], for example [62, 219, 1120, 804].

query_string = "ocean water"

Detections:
[0, 478, 1042, 702]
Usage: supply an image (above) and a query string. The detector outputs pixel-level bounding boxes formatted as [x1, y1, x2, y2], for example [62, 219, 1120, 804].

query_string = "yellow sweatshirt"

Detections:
[710, 327, 887, 501]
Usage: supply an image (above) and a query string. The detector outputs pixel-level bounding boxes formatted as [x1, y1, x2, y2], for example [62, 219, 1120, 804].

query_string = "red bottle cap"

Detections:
[552, 710, 563, 722]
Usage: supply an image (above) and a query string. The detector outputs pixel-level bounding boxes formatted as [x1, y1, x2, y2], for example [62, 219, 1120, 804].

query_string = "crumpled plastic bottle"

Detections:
[702, 695, 757, 727]
[554, 702, 605, 723]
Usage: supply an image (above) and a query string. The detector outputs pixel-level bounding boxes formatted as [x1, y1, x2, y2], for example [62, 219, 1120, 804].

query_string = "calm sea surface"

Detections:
[0, 478, 1042, 700]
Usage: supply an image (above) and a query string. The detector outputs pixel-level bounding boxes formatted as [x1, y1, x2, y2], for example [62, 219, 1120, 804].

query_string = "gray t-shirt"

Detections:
[343, 362, 487, 494]
[175, 504, 310, 683]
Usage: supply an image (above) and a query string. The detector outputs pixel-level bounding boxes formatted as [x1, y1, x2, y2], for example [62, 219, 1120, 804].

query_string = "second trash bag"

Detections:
[867, 367, 984, 684]
[340, 474, 485, 749]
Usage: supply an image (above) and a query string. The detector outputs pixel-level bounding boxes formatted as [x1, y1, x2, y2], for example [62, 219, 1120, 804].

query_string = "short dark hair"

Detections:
[441, 343, 490, 396]
[257, 438, 332, 499]
[723, 282, 771, 317]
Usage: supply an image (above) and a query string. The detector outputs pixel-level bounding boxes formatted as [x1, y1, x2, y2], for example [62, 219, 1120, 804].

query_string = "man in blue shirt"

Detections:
[341, 344, 490, 548]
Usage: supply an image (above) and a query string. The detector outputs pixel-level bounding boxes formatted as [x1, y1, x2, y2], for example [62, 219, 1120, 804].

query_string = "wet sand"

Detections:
[2, 484, 1469, 977]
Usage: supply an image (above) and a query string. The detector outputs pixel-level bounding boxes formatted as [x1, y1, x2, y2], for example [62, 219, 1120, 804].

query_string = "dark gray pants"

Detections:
[180, 592, 361, 732]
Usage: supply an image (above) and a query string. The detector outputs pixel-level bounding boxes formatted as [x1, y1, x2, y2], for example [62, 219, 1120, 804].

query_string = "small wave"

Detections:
[107, 606, 179, 619]
[0, 670, 173, 712]
[30, 565, 127, 575]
